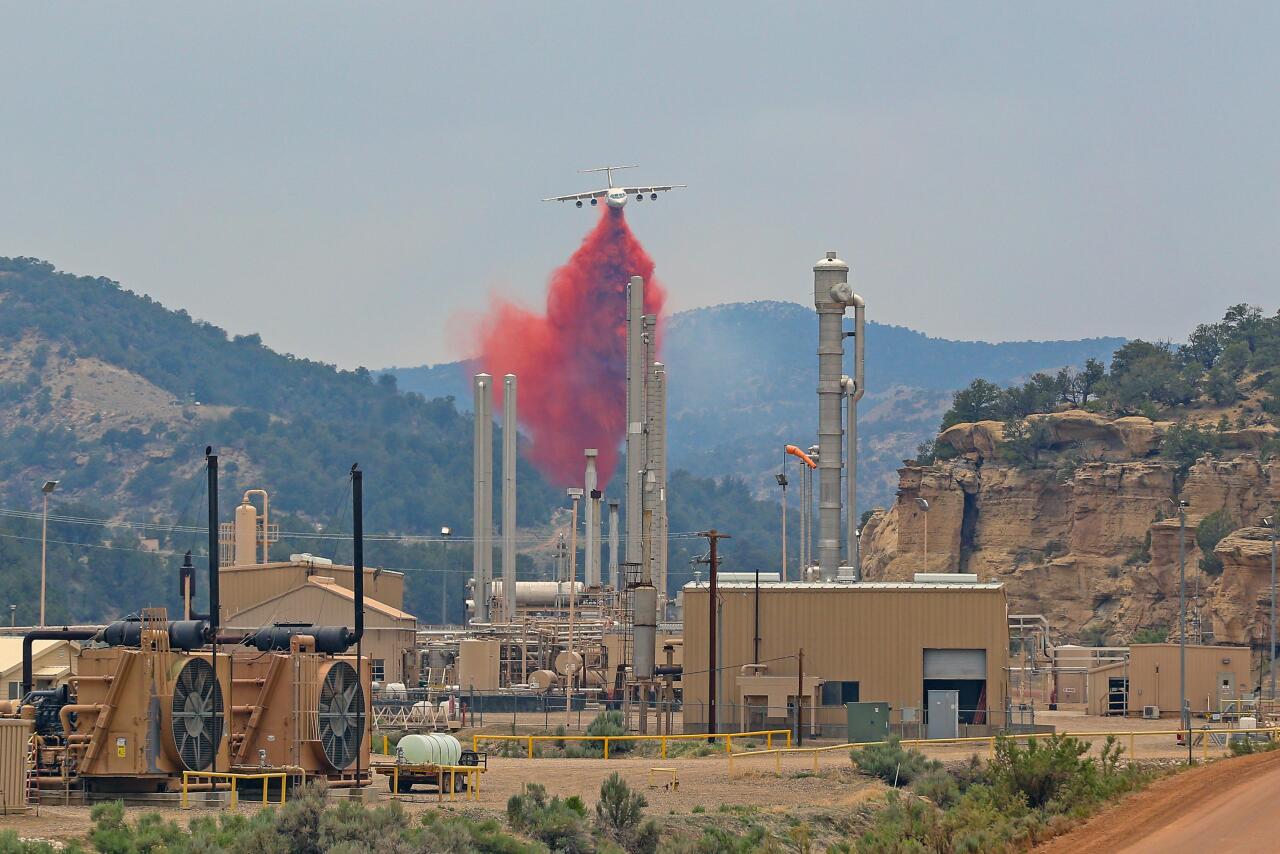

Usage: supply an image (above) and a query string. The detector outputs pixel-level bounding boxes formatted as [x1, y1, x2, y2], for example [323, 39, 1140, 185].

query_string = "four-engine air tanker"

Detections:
[543, 165, 686, 209]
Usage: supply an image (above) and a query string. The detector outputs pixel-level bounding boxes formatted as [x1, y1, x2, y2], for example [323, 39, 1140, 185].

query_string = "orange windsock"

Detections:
[784, 444, 817, 469]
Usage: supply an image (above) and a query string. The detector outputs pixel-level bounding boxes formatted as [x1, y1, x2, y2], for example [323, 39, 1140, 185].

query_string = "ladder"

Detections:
[24, 733, 39, 815]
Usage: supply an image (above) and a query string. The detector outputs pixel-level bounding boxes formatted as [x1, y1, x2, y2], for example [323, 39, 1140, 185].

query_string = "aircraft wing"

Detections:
[542, 188, 608, 203]
[618, 184, 687, 195]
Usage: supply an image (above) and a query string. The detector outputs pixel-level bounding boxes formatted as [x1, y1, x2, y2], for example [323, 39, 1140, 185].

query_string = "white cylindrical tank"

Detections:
[234, 501, 257, 566]
[383, 682, 408, 701]
[633, 584, 657, 680]
[398, 733, 463, 766]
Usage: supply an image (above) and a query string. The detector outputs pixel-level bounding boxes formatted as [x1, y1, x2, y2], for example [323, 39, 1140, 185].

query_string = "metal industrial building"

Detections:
[682, 580, 1010, 736]
[1085, 643, 1251, 717]
[221, 559, 417, 685]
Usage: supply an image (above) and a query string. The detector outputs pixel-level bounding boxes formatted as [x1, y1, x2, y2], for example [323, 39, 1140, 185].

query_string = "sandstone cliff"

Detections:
[861, 410, 1280, 645]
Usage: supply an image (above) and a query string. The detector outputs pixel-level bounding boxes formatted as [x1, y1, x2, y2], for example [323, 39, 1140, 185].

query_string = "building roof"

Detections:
[683, 581, 1004, 592]
[0, 638, 62, 674]
[226, 576, 416, 625]
[306, 577, 415, 620]
[221, 560, 404, 579]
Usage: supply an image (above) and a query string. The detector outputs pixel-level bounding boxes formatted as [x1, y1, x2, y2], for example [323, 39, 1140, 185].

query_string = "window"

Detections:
[7, 682, 19, 700]
[371, 659, 386, 682]
[821, 681, 859, 706]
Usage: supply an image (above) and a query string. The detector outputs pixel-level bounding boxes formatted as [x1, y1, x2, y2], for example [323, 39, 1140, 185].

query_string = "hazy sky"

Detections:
[3, 3, 1276, 368]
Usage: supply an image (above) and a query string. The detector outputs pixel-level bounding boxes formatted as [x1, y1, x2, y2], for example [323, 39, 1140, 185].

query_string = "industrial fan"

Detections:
[169, 657, 225, 771]
[317, 661, 365, 769]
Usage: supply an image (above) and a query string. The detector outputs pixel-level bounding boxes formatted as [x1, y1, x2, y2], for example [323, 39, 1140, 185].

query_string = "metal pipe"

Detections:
[1268, 510, 1277, 701]
[472, 374, 492, 623]
[502, 374, 518, 622]
[351, 465, 363, 644]
[844, 294, 865, 578]
[650, 363, 668, 612]
[206, 448, 219, 634]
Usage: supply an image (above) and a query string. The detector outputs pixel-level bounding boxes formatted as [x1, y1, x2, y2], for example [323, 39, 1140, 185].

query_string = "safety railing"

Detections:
[181, 770, 290, 809]
[724, 726, 1280, 775]
[471, 729, 792, 759]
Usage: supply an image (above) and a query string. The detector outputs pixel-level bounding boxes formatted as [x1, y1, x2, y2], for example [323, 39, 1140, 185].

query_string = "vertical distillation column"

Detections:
[607, 499, 620, 590]
[472, 374, 493, 622]
[625, 276, 647, 568]
[502, 374, 518, 622]
[584, 450, 600, 587]
[814, 253, 850, 581]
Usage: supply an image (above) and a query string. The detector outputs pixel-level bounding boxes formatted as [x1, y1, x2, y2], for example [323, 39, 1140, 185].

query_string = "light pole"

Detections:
[1264, 512, 1277, 701]
[8, 604, 15, 628]
[776, 467, 789, 582]
[439, 526, 452, 625]
[1164, 497, 1191, 761]
[39, 480, 58, 627]
[915, 497, 931, 569]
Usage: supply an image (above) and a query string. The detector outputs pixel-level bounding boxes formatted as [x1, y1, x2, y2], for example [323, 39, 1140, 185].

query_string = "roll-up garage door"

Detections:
[923, 649, 987, 679]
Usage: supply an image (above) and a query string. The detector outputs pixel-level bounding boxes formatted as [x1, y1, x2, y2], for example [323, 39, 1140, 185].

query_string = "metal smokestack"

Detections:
[502, 374, 518, 622]
[584, 450, 600, 587]
[472, 374, 493, 622]
[607, 499, 620, 589]
[814, 252, 851, 581]
[625, 276, 646, 568]
[351, 464, 364, 644]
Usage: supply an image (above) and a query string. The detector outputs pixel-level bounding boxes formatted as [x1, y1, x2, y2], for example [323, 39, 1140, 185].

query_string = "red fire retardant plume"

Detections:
[478, 208, 665, 488]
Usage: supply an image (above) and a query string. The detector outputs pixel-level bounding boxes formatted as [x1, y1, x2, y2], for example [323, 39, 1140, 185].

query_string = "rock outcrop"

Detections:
[864, 414, 1280, 645]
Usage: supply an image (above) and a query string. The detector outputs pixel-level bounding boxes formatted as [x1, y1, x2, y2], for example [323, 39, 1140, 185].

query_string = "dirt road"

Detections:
[1040, 749, 1280, 853]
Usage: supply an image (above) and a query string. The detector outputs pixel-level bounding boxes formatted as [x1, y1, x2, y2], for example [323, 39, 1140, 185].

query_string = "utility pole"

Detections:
[1165, 498, 1190, 762]
[797, 647, 805, 747]
[776, 466, 789, 582]
[567, 488, 583, 727]
[39, 480, 58, 627]
[698, 529, 730, 738]
[753, 566, 761, 665]
[439, 527, 451, 625]
[1266, 510, 1277, 701]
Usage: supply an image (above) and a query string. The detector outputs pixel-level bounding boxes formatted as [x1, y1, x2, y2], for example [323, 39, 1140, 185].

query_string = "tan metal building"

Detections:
[0, 719, 33, 814]
[219, 559, 405, 618]
[226, 576, 418, 685]
[1085, 643, 1252, 717]
[682, 581, 1010, 734]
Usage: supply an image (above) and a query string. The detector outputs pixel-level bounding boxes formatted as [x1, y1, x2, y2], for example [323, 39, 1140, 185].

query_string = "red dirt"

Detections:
[1039, 749, 1280, 853]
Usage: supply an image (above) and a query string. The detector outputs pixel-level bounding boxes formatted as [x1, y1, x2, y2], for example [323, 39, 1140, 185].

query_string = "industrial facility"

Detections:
[3, 248, 1270, 820]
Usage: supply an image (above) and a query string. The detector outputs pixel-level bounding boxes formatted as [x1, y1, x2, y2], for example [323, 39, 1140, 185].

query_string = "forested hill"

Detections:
[0, 258, 785, 625]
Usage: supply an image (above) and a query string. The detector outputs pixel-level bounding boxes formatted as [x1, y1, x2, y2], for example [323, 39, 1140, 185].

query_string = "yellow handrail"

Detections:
[723, 726, 1280, 774]
[470, 729, 791, 759]
[181, 770, 290, 809]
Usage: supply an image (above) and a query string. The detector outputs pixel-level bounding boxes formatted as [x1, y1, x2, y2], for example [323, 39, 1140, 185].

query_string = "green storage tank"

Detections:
[845, 701, 891, 743]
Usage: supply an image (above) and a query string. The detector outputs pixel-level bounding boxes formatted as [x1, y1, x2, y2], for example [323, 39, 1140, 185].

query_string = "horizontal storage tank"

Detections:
[397, 732, 462, 767]
[490, 581, 584, 606]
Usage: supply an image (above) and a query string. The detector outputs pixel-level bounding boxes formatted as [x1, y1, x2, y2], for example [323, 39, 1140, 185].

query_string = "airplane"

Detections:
[542, 165, 686, 209]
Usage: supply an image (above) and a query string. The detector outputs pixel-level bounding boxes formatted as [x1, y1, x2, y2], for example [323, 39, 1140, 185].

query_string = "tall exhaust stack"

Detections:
[584, 449, 600, 587]
[814, 252, 851, 581]
[625, 276, 646, 568]
[472, 373, 493, 622]
[502, 374, 518, 622]
[607, 499, 620, 589]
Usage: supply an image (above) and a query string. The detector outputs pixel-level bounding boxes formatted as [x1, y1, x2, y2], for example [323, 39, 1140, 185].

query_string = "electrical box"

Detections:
[845, 701, 891, 743]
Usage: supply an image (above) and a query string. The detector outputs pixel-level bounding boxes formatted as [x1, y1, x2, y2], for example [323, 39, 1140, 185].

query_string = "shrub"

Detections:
[507, 783, 594, 853]
[1197, 508, 1236, 576]
[851, 736, 942, 786]
[1132, 626, 1169, 644]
